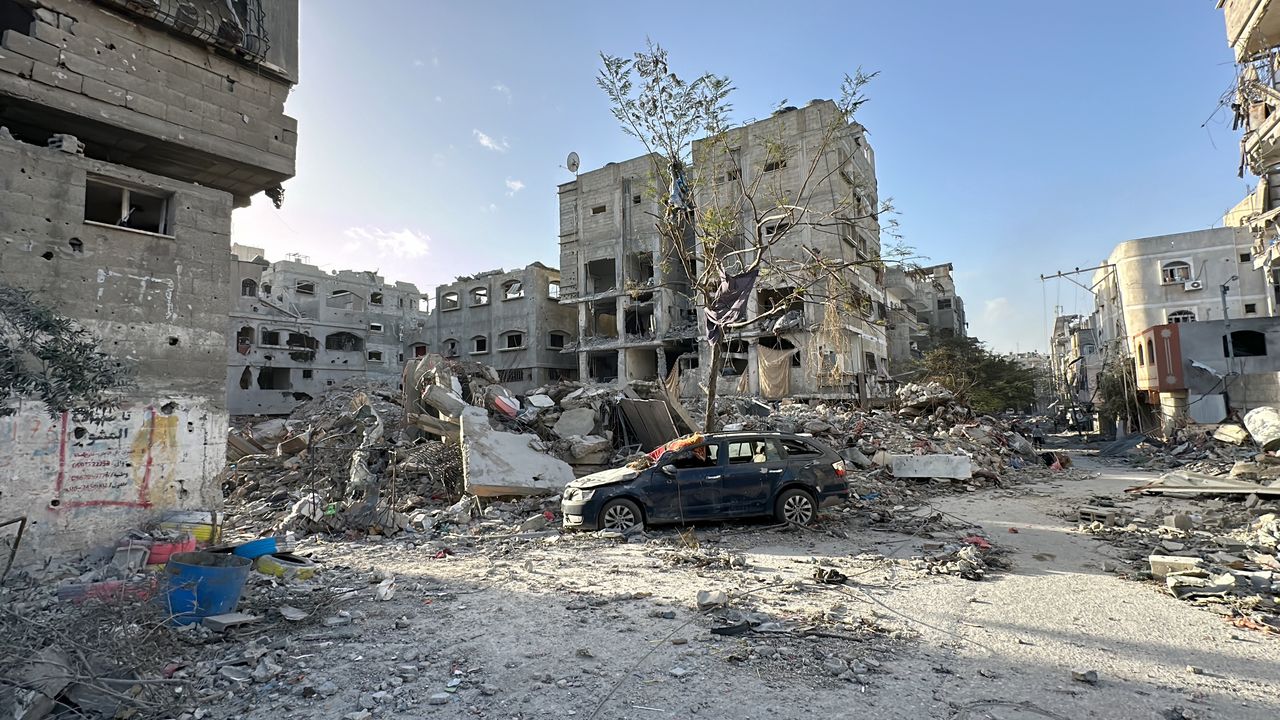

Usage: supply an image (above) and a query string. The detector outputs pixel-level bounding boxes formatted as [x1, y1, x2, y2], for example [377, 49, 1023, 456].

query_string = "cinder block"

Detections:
[83, 77, 126, 106]
[2, 29, 61, 66]
[30, 62, 83, 93]
[125, 91, 166, 119]
[164, 104, 202, 130]
[1149, 555, 1204, 579]
[0, 49, 34, 78]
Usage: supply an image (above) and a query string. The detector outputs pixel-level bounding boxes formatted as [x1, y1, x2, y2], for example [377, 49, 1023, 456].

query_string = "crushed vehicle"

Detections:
[561, 432, 850, 531]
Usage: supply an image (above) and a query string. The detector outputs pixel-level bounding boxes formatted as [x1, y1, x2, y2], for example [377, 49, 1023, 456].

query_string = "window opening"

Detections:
[370, 291, 383, 305]
[1226, 330, 1267, 357]
[470, 287, 489, 306]
[1167, 310, 1196, 324]
[84, 177, 172, 235]
[505, 332, 524, 349]
[1160, 261, 1192, 284]
[549, 332, 567, 349]
[368, 350, 384, 362]
[441, 291, 460, 310]
[472, 335, 488, 353]
[240, 278, 257, 297]
[503, 280, 524, 299]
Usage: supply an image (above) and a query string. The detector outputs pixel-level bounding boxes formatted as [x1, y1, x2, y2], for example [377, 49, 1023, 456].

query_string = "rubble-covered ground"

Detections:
[4, 375, 1280, 719]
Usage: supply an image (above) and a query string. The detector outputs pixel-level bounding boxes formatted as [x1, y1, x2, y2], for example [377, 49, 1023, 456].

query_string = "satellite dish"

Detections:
[566, 151, 580, 174]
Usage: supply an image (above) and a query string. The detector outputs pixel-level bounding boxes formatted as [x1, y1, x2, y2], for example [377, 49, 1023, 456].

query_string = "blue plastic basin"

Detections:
[165, 551, 252, 625]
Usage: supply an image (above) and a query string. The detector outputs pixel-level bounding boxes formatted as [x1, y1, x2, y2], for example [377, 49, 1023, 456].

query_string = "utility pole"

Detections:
[1221, 276, 1238, 377]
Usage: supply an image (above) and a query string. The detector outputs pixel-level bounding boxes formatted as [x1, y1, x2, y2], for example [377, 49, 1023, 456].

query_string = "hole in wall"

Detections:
[159, 402, 177, 415]
[187, 422, 194, 432]
[40, 251, 53, 260]
[167, 336, 179, 346]
[49, 498, 61, 508]
[72, 427, 87, 440]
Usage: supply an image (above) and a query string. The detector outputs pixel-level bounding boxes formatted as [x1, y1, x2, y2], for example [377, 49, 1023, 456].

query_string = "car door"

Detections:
[720, 437, 787, 516]
[650, 441, 724, 522]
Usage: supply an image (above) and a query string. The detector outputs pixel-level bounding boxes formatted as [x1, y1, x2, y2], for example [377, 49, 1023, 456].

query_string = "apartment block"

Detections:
[0, 0, 297, 557]
[426, 263, 578, 393]
[228, 247, 430, 416]
[913, 263, 968, 340]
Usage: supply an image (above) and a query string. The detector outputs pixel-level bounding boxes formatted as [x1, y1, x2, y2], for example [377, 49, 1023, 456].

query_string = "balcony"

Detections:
[1223, 0, 1280, 62]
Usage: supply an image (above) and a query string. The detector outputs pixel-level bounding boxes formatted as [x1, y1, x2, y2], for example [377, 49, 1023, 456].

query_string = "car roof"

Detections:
[706, 431, 813, 440]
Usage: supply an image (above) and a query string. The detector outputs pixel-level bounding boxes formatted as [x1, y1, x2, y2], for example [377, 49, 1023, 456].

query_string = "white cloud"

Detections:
[434, 95, 443, 103]
[432, 55, 440, 67]
[342, 226, 430, 259]
[504, 178, 525, 196]
[492, 83, 511, 102]
[412, 58, 425, 67]
[983, 297, 1011, 326]
[472, 129, 508, 152]
[480, 203, 498, 214]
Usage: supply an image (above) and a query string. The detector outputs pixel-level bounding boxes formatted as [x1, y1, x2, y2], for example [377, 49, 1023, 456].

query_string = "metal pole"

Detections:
[1221, 281, 1236, 377]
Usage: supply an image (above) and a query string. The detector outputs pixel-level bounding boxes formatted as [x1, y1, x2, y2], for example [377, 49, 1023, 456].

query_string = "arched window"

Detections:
[471, 335, 488, 353]
[240, 278, 257, 297]
[548, 331, 568, 349]
[1136, 342, 1145, 366]
[443, 339, 459, 358]
[1168, 310, 1196, 324]
[501, 331, 525, 350]
[1225, 330, 1267, 357]
[1146, 339, 1154, 365]
[236, 326, 254, 354]
[503, 280, 524, 299]
[441, 292, 460, 310]
[1160, 261, 1192, 284]
[261, 282, 272, 295]
[470, 287, 489, 306]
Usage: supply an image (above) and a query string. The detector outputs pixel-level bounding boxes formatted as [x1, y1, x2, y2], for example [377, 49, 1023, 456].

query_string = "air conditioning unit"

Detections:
[1184, 280, 1204, 292]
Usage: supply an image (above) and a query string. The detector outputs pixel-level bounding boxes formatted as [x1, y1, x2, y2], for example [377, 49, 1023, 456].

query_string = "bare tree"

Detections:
[597, 42, 912, 430]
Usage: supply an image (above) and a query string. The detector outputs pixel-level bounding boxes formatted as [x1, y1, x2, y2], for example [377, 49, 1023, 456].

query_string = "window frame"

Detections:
[470, 287, 490, 307]
[502, 280, 525, 300]
[501, 331, 525, 351]
[1167, 309, 1196, 324]
[83, 176, 175, 237]
[441, 291, 460, 311]
[471, 335, 489, 354]
[1160, 260, 1193, 285]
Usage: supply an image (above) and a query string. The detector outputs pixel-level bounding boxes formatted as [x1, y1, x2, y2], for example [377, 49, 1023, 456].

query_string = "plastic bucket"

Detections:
[165, 551, 252, 625]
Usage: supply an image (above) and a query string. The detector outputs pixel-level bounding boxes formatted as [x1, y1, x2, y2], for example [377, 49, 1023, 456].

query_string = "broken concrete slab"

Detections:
[1149, 555, 1205, 580]
[889, 454, 972, 480]
[1212, 424, 1250, 445]
[553, 407, 597, 439]
[276, 431, 310, 456]
[527, 394, 555, 409]
[11, 647, 70, 720]
[460, 407, 575, 497]
[203, 612, 262, 632]
[423, 385, 468, 417]
[1127, 470, 1280, 497]
[1244, 406, 1280, 451]
[569, 435, 612, 463]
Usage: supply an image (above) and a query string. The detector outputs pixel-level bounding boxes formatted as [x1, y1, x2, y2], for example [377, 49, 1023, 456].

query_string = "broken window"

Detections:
[470, 287, 489, 306]
[370, 291, 383, 305]
[257, 367, 290, 390]
[262, 283, 272, 295]
[238, 367, 252, 389]
[369, 322, 383, 333]
[412, 344, 428, 357]
[444, 339, 459, 358]
[236, 326, 254, 354]
[548, 281, 561, 299]
[84, 177, 173, 235]
[327, 289, 355, 309]
[498, 368, 528, 384]
[781, 438, 821, 458]
[503, 280, 524, 299]
[626, 252, 654, 284]
[240, 278, 257, 297]
[368, 350, 384, 362]
[763, 221, 792, 238]
[549, 332, 568, 349]
[1226, 330, 1267, 357]
[591, 205, 607, 215]
[758, 336, 801, 367]
[324, 332, 363, 351]
[1167, 310, 1196, 324]
[586, 259, 616, 293]
[295, 281, 315, 295]
[504, 332, 524, 350]
[937, 298, 952, 310]
[763, 159, 786, 173]
[286, 332, 316, 349]
[260, 329, 280, 345]
[441, 291, 460, 310]
[472, 336, 488, 354]
[1241, 252, 1252, 263]
[588, 352, 618, 382]
[632, 194, 642, 205]
[1246, 303, 1258, 314]
[1160, 261, 1192, 284]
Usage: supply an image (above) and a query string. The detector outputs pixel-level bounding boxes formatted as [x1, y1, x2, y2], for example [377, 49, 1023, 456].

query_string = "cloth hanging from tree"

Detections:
[705, 266, 760, 343]
[758, 345, 798, 400]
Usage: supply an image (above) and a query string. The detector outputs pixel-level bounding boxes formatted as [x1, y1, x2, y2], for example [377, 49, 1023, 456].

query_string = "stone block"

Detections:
[2, 29, 61, 66]
[125, 90, 166, 119]
[0, 48, 35, 77]
[82, 77, 126, 105]
[30, 61, 82, 92]
[889, 454, 972, 480]
[554, 407, 597, 438]
[1162, 513, 1193, 532]
[459, 406, 574, 497]
[1148, 555, 1204, 580]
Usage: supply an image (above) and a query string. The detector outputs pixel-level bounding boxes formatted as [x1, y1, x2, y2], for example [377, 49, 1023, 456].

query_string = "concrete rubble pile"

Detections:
[1082, 500, 1280, 633]
[224, 380, 463, 537]
[702, 382, 1052, 493]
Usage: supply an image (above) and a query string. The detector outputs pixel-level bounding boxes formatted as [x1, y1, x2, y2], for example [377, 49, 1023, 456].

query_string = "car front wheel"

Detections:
[599, 498, 644, 532]
[775, 488, 817, 526]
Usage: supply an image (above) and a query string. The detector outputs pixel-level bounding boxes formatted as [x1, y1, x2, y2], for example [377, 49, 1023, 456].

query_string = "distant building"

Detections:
[913, 263, 968, 341]
[425, 263, 578, 393]
[228, 246, 429, 415]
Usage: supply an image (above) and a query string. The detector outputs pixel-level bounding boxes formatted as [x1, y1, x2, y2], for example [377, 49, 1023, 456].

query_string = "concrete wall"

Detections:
[0, 137, 232, 557]
[0, 0, 296, 203]
[427, 263, 578, 393]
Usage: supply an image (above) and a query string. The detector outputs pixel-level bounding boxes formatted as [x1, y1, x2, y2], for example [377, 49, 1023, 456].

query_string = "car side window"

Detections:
[667, 443, 720, 469]
[781, 438, 821, 458]
[728, 439, 783, 464]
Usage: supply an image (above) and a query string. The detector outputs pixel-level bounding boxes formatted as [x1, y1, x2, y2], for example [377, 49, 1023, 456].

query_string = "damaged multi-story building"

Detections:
[912, 263, 967, 341]
[559, 100, 890, 402]
[229, 245, 430, 416]
[425, 263, 578, 393]
[883, 263, 969, 371]
[0, 0, 297, 556]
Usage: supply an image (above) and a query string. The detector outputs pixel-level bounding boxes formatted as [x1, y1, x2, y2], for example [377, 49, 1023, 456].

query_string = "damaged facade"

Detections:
[912, 263, 968, 340]
[556, 154, 700, 388]
[228, 245, 429, 416]
[0, 0, 298, 557]
[558, 101, 894, 402]
[424, 262, 578, 394]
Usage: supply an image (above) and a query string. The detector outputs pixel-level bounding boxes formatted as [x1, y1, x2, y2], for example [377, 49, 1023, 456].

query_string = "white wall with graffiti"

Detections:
[0, 398, 225, 559]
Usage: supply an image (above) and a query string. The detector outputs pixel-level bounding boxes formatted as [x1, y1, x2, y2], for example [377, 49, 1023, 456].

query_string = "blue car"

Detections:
[562, 432, 850, 532]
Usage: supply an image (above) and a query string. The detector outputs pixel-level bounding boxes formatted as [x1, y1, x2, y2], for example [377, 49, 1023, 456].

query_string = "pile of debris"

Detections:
[224, 380, 464, 538]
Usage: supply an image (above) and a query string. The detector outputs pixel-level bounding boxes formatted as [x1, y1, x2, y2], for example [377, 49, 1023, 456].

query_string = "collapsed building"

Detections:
[0, 0, 298, 557]
[559, 101, 910, 403]
[424, 262, 578, 393]
[912, 263, 968, 340]
[228, 245, 430, 416]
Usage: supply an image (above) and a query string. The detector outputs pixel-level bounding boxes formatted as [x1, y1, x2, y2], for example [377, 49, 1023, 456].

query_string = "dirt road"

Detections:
[206, 453, 1279, 720]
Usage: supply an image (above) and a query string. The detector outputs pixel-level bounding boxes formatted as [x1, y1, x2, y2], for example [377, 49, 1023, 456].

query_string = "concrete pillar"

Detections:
[747, 341, 760, 395]
[576, 302, 589, 379]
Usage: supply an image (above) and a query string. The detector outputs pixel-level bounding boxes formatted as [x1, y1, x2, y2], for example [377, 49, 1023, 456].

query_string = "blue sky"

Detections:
[231, 1, 1248, 353]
